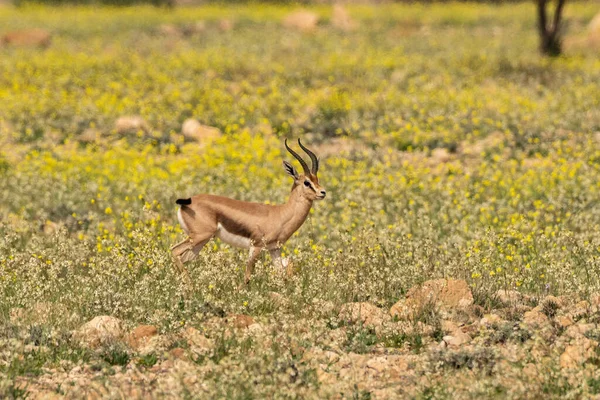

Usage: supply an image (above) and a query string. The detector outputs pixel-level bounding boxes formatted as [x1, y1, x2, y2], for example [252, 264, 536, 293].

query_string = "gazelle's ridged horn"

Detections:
[298, 139, 319, 174]
[285, 139, 310, 175]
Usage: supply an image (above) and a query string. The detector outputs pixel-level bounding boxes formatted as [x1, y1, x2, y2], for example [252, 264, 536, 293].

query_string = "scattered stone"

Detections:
[390, 279, 473, 320]
[479, 313, 504, 327]
[331, 5, 356, 31]
[339, 302, 389, 328]
[2, 29, 52, 47]
[78, 128, 101, 144]
[522, 363, 540, 380]
[226, 314, 255, 329]
[564, 323, 595, 340]
[336, 353, 410, 385]
[541, 295, 563, 308]
[441, 320, 459, 333]
[442, 330, 471, 347]
[246, 323, 265, 336]
[127, 325, 158, 350]
[522, 310, 550, 329]
[115, 116, 149, 135]
[567, 300, 590, 320]
[181, 118, 221, 143]
[183, 327, 213, 356]
[431, 148, 452, 164]
[283, 11, 319, 32]
[169, 347, 187, 360]
[74, 316, 123, 349]
[555, 315, 574, 329]
[560, 338, 595, 369]
[495, 289, 526, 305]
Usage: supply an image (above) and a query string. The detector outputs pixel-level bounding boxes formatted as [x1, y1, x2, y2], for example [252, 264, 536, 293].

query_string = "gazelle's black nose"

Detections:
[320, 190, 326, 197]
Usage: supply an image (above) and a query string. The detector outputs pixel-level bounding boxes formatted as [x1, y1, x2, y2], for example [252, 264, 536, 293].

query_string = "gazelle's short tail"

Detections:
[176, 198, 192, 206]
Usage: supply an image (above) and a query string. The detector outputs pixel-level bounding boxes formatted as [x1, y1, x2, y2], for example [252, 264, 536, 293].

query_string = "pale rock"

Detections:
[541, 295, 563, 308]
[78, 128, 101, 144]
[339, 302, 389, 328]
[390, 279, 473, 320]
[226, 314, 255, 329]
[115, 116, 149, 135]
[555, 315, 574, 329]
[560, 338, 595, 369]
[312, 299, 335, 316]
[2, 29, 52, 47]
[441, 320, 459, 333]
[389, 298, 412, 320]
[126, 325, 158, 350]
[568, 300, 590, 320]
[522, 363, 539, 380]
[169, 347, 187, 360]
[325, 327, 347, 348]
[317, 368, 336, 384]
[495, 289, 526, 305]
[246, 323, 265, 336]
[479, 313, 504, 327]
[431, 148, 452, 164]
[522, 310, 550, 329]
[331, 4, 356, 31]
[564, 323, 595, 340]
[181, 118, 221, 143]
[183, 327, 213, 356]
[283, 11, 319, 32]
[302, 347, 340, 365]
[443, 330, 471, 347]
[74, 316, 123, 349]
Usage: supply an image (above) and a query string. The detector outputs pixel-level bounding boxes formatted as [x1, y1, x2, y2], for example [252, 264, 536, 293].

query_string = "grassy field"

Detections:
[1, 3, 600, 398]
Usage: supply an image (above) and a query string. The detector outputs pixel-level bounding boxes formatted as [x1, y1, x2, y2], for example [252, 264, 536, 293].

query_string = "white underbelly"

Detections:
[216, 223, 251, 249]
[177, 208, 189, 235]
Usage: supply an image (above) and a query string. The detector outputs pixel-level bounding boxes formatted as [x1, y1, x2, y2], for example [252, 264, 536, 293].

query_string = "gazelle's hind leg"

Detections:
[171, 236, 211, 285]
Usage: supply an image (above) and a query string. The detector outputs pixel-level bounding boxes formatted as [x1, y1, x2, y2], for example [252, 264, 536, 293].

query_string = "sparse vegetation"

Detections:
[1, 3, 600, 398]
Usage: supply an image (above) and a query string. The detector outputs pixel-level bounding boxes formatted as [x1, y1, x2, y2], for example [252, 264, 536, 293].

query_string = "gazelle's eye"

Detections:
[304, 180, 311, 187]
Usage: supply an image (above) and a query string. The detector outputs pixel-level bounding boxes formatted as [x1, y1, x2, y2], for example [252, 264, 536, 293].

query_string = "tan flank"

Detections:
[171, 139, 326, 285]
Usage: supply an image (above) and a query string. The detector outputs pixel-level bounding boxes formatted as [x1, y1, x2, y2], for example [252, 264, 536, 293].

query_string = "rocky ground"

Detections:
[3, 279, 600, 399]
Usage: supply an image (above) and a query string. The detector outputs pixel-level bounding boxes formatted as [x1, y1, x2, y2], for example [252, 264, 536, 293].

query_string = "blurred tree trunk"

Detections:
[537, 0, 566, 56]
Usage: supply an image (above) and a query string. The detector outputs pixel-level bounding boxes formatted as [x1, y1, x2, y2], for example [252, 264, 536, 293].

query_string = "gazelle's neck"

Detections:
[279, 185, 313, 236]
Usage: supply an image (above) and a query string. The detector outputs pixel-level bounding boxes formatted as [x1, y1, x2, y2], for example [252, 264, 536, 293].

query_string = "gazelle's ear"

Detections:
[283, 160, 299, 179]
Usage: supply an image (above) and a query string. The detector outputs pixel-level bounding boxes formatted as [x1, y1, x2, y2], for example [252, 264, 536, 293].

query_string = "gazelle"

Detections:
[171, 139, 326, 285]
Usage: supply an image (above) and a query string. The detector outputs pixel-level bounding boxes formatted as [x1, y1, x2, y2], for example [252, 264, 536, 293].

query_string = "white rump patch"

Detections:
[216, 223, 252, 249]
[177, 208, 189, 235]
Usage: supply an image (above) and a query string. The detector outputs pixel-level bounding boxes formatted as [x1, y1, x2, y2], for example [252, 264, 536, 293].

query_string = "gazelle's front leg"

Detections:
[269, 248, 294, 278]
[244, 246, 262, 285]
